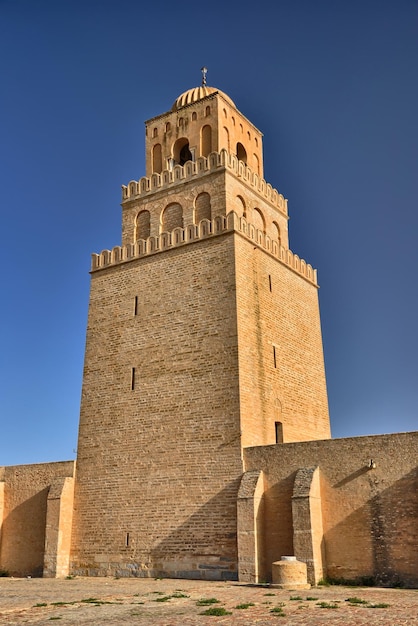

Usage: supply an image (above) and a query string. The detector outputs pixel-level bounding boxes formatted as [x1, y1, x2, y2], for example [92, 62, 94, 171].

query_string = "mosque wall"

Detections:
[242, 432, 418, 587]
[0, 462, 75, 577]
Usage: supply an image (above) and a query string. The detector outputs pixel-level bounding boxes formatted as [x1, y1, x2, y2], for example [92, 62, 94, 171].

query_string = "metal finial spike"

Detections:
[201, 66, 208, 87]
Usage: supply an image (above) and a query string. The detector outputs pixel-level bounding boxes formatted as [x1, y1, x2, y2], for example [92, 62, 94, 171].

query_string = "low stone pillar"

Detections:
[43, 477, 75, 578]
[271, 556, 310, 589]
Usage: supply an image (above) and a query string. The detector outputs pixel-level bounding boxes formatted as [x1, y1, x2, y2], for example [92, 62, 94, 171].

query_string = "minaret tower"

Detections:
[71, 76, 330, 580]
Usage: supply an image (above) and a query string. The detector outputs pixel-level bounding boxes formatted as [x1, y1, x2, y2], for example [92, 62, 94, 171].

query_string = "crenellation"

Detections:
[122, 150, 287, 216]
[91, 212, 317, 286]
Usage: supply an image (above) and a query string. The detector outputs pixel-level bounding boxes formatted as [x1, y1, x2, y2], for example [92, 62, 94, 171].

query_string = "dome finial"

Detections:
[201, 66, 208, 87]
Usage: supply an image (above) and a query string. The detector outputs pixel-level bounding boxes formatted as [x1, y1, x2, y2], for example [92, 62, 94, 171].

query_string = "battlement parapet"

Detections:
[91, 212, 317, 285]
[122, 150, 288, 215]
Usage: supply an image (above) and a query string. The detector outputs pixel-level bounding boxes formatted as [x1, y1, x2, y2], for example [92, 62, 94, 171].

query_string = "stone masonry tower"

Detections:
[70, 82, 330, 580]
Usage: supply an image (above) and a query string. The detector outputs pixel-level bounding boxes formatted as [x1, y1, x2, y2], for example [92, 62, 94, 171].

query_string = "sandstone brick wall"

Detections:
[72, 234, 244, 579]
[0, 461, 75, 577]
[244, 432, 418, 586]
[235, 233, 330, 448]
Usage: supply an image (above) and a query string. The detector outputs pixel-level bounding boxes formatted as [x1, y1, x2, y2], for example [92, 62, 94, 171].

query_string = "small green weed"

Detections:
[80, 598, 99, 603]
[171, 592, 189, 598]
[196, 597, 220, 606]
[51, 601, 74, 606]
[200, 607, 232, 616]
[235, 602, 255, 609]
[0, 569, 10, 577]
[270, 606, 286, 616]
[153, 596, 171, 602]
[346, 597, 368, 604]
[316, 601, 339, 609]
[264, 592, 275, 596]
[290, 595, 303, 600]
[306, 596, 318, 601]
[367, 602, 390, 609]
[34, 603, 48, 607]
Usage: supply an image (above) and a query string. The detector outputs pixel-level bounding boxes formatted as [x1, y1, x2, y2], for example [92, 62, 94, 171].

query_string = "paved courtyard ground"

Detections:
[0, 577, 417, 625]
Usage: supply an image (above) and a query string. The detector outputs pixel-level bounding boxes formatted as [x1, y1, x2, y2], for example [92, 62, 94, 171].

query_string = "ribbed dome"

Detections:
[172, 86, 235, 111]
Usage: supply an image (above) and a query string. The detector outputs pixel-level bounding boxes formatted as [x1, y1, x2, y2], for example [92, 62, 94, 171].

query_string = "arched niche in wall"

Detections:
[201, 125, 212, 157]
[173, 137, 192, 166]
[194, 192, 211, 223]
[135, 210, 151, 241]
[236, 142, 247, 164]
[272, 220, 281, 244]
[236, 195, 246, 218]
[223, 126, 230, 152]
[253, 153, 260, 175]
[152, 144, 162, 174]
[252, 207, 266, 233]
[161, 202, 183, 232]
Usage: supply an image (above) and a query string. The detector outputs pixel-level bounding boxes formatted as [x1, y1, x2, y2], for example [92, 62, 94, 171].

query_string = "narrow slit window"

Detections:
[131, 367, 136, 390]
[134, 296, 138, 316]
[269, 274, 272, 292]
[273, 345, 277, 368]
[126, 532, 130, 547]
[275, 421, 283, 443]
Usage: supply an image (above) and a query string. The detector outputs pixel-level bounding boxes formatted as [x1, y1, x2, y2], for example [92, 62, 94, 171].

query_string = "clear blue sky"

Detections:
[1, 0, 417, 465]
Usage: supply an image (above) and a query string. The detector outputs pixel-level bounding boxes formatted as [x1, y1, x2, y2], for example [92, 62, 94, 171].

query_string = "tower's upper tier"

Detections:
[172, 86, 235, 111]
[145, 85, 263, 178]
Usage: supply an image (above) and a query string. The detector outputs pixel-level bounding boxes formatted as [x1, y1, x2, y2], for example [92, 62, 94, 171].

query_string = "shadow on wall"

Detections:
[1, 488, 49, 577]
[146, 480, 242, 581]
[324, 467, 418, 587]
[262, 472, 297, 581]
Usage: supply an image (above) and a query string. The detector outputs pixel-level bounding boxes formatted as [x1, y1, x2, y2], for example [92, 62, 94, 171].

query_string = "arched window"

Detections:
[201, 125, 212, 157]
[205, 106, 211, 116]
[253, 207, 265, 233]
[236, 142, 247, 163]
[194, 192, 211, 223]
[153, 127, 158, 138]
[173, 138, 192, 166]
[223, 108, 227, 118]
[275, 399, 283, 443]
[161, 203, 183, 232]
[192, 111, 197, 121]
[152, 143, 162, 173]
[165, 122, 171, 132]
[135, 210, 151, 241]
